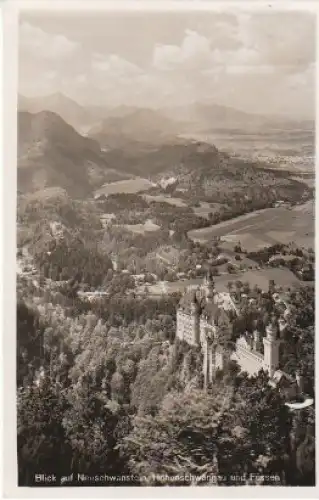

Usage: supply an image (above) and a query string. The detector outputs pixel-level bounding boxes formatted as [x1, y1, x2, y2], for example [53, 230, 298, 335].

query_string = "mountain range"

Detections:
[160, 101, 314, 133]
[87, 108, 186, 149]
[17, 93, 314, 199]
[19, 92, 314, 144]
[18, 93, 98, 133]
[17, 110, 128, 197]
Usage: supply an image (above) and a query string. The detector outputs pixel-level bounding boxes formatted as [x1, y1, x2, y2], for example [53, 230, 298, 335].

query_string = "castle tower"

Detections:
[202, 339, 209, 390]
[263, 315, 281, 377]
[204, 269, 216, 303]
[190, 290, 200, 345]
[253, 329, 262, 351]
[203, 336, 214, 390]
[176, 289, 201, 345]
[215, 344, 229, 372]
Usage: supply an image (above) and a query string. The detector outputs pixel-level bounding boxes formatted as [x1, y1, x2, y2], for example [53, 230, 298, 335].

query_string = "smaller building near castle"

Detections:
[176, 270, 301, 397]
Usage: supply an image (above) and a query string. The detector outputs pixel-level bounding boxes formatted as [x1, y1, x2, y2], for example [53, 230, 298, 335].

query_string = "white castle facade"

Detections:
[176, 271, 299, 392]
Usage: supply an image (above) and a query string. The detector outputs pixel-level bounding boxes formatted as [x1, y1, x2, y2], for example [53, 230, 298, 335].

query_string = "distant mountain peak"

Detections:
[17, 92, 94, 132]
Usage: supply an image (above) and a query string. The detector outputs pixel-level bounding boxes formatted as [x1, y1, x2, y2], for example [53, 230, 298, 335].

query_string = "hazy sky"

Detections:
[18, 9, 316, 119]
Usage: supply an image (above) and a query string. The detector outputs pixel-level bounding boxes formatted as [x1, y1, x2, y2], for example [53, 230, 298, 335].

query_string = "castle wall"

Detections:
[215, 348, 227, 371]
[176, 310, 199, 346]
[176, 286, 283, 384]
[231, 337, 264, 376]
[199, 319, 216, 344]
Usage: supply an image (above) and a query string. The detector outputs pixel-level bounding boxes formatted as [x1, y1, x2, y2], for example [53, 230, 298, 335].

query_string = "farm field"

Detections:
[290, 176, 315, 188]
[180, 131, 315, 172]
[188, 201, 314, 252]
[193, 202, 224, 219]
[143, 194, 187, 207]
[95, 177, 155, 195]
[141, 267, 304, 297]
[143, 196, 224, 219]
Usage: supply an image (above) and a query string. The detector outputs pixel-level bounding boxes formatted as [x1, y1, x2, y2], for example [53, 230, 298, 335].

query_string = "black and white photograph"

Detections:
[6, 0, 317, 493]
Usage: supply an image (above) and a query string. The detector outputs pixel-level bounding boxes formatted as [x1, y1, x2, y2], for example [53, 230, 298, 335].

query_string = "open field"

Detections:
[188, 201, 314, 252]
[230, 268, 303, 290]
[144, 196, 224, 219]
[139, 278, 202, 296]
[96, 178, 155, 195]
[180, 130, 315, 172]
[143, 194, 187, 207]
[120, 219, 161, 234]
[193, 202, 224, 219]
[290, 176, 315, 188]
[141, 267, 305, 296]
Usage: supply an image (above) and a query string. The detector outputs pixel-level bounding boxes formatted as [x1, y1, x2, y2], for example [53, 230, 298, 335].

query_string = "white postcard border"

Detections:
[1, 1, 318, 498]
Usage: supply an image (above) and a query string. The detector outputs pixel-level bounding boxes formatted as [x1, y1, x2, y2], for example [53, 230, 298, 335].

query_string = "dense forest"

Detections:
[17, 278, 315, 486]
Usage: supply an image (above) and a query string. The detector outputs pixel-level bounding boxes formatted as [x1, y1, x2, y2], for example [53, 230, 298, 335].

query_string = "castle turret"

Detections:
[204, 269, 216, 303]
[190, 290, 200, 345]
[190, 289, 198, 310]
[263, 315, 280, 377]
[267, 314, 279, 339]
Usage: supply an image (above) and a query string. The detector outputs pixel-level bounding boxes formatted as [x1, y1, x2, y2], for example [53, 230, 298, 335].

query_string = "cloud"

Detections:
[235, 12, 315, 73]
[152, 28, 263, 81]
[225, 64, 275, 76]
[286, 62, 315, 88]
[74, 74, 87, 85]
[152, 11, 315, 78]
[44, 71, 57, 80]
[91, 53, 141, 78]
[19, 22, 80, 60]
[18, 12, 315, 118]
[153, 30, 212, 71]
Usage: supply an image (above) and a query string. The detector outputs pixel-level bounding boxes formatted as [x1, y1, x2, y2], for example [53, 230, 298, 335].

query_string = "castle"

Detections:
[176, 270, 301, 394]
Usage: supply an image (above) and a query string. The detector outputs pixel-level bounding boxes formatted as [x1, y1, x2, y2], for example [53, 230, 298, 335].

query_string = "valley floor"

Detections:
[188, 200, 314, 252]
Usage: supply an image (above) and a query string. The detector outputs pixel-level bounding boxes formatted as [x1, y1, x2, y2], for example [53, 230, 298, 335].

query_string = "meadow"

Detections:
[95, 178, 155, 196]
[139, 267, 302, 296]
[188, 201, 314, 252]
[143, 194, 187, 207]
[121, 219, 161, 235]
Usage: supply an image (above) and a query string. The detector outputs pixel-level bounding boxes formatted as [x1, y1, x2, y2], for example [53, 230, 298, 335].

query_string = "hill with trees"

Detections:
[88, 107, 184, 149]
[17, 111, 128, 197]
[16, 271, 315, 486]
[101, 140, 312, 207]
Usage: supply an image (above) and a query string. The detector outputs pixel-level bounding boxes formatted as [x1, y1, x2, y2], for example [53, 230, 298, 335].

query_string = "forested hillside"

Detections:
[17, 111, 128, 197]
[17, 273, 315, 486]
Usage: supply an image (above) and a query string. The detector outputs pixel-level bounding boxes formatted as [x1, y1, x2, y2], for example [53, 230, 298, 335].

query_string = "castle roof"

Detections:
[178, 290, 200, 313]
[178, 288, 232, 325]
[201, 302, 230, 326]
[201, 301, 220, 318]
